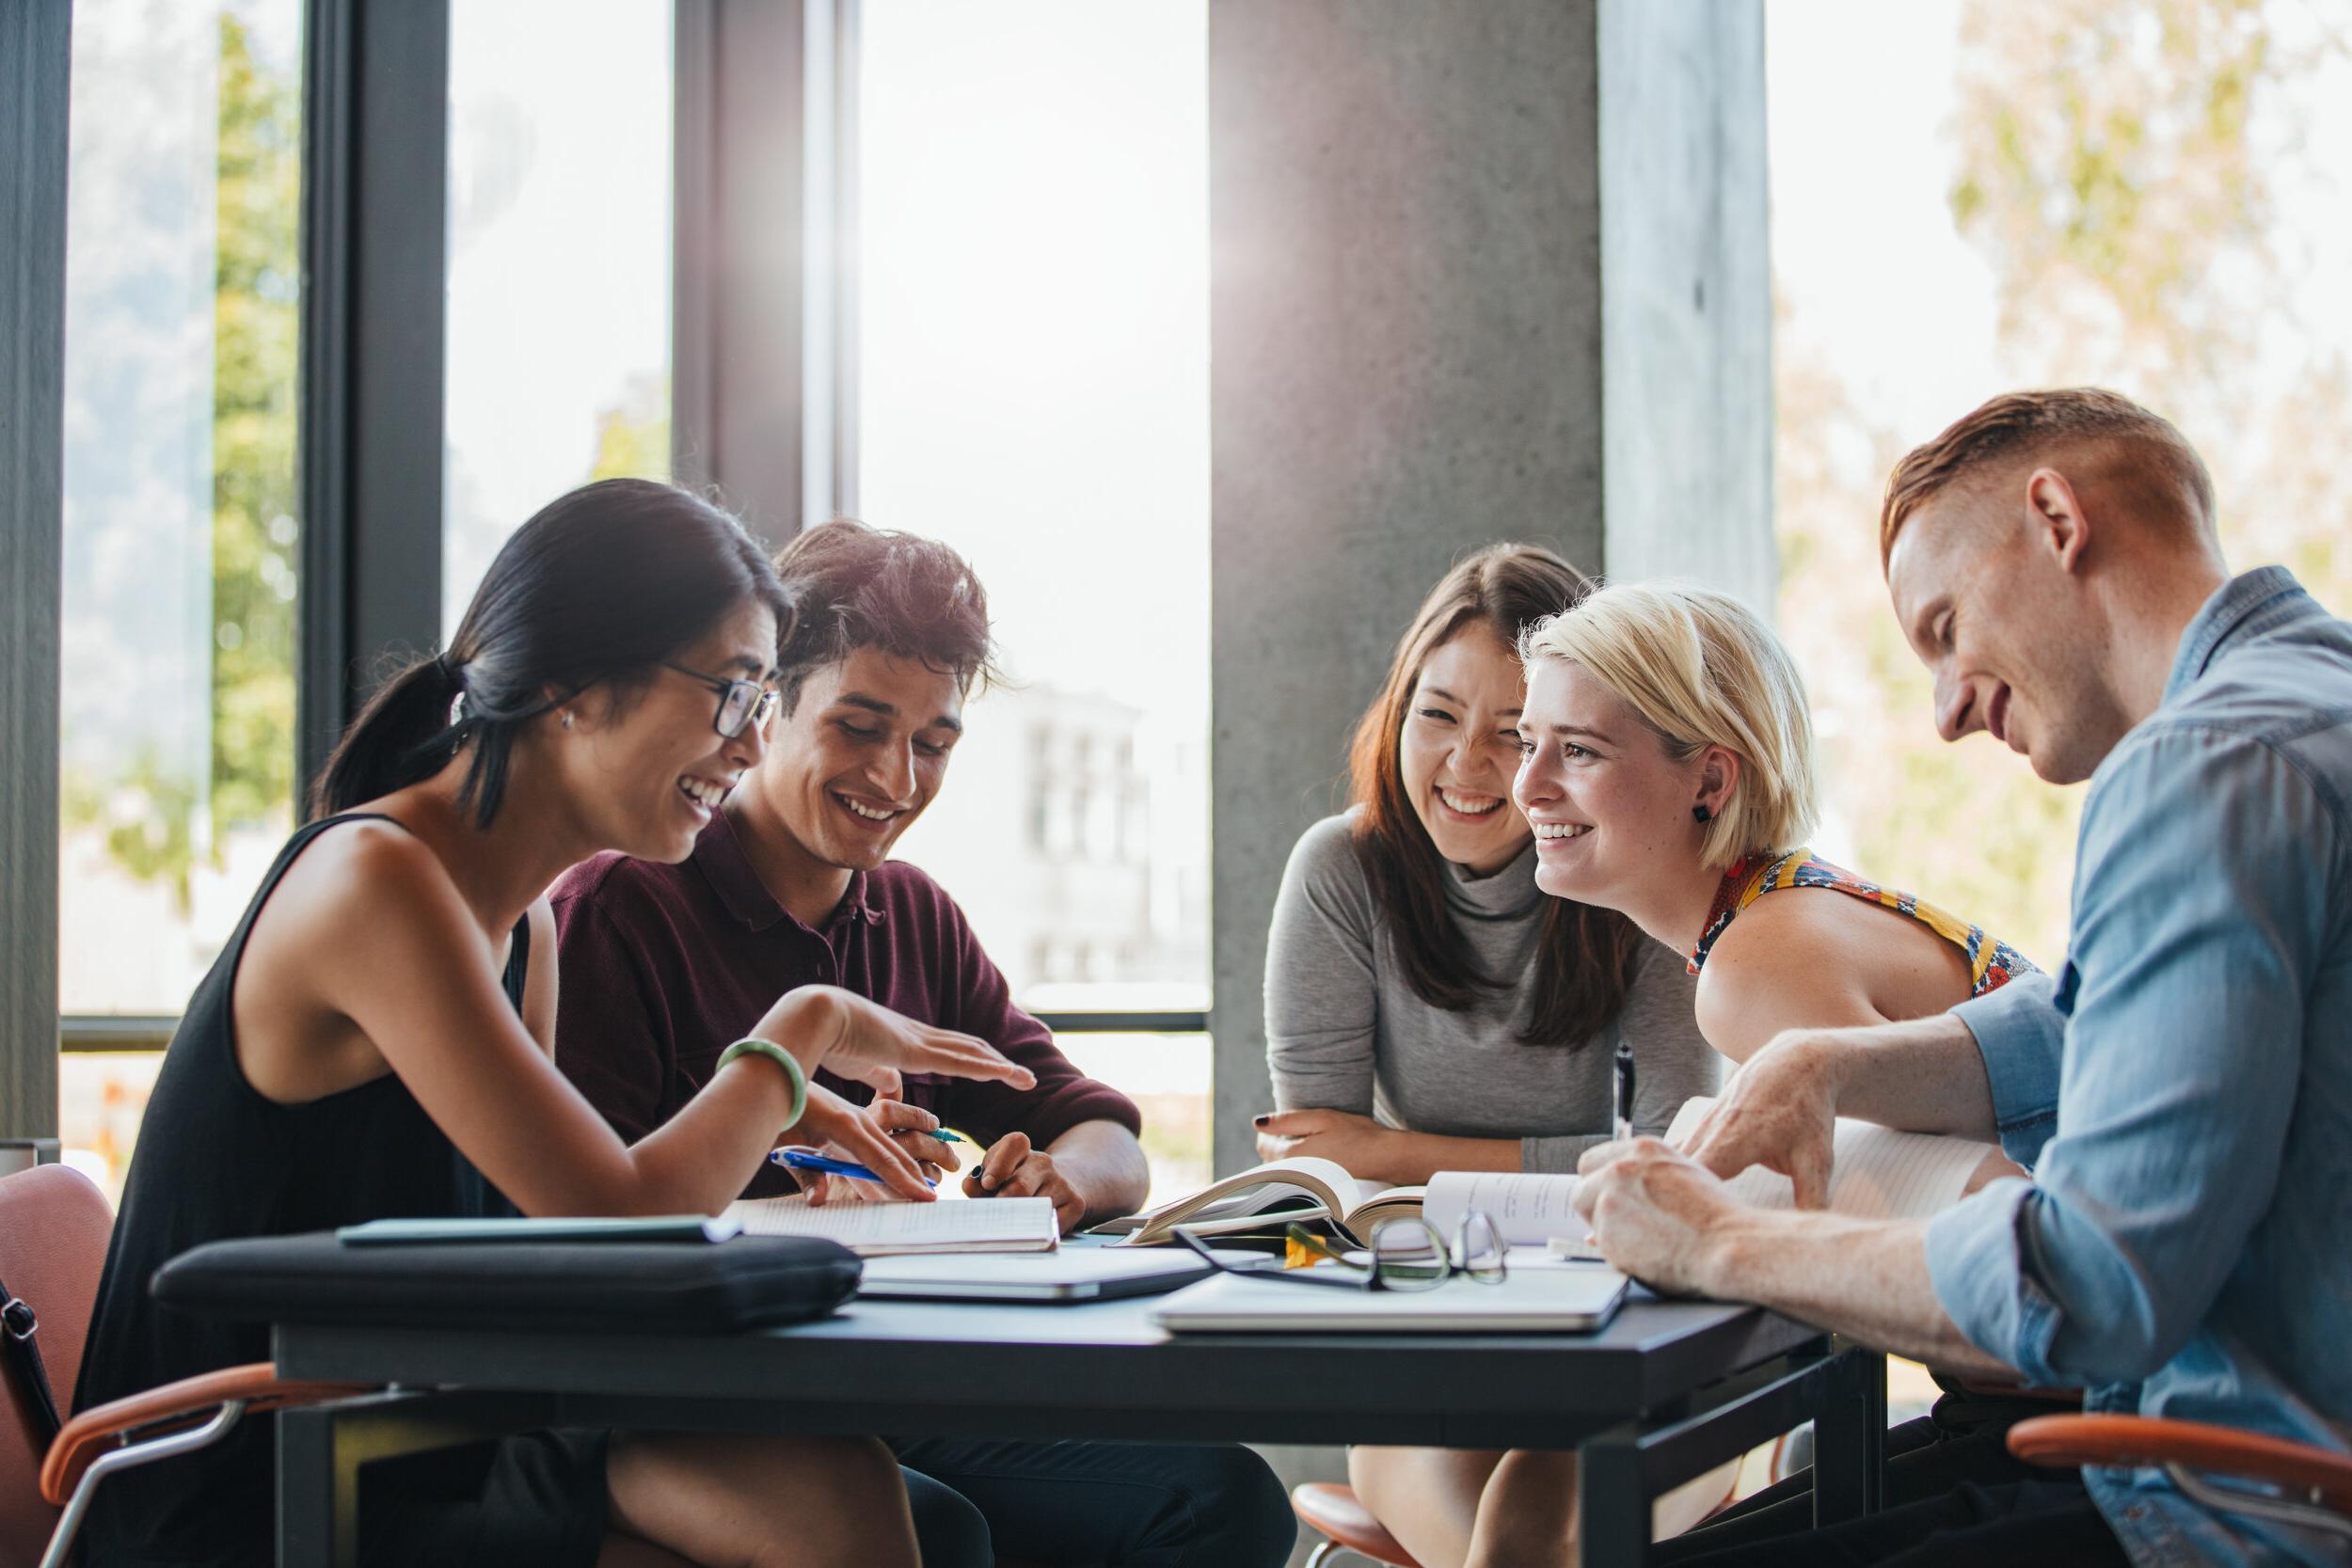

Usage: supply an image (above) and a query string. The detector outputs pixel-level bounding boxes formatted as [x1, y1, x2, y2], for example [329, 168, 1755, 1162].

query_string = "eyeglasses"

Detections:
[1171, 1211, 1506, 1293]
[660, 660, 780, 739]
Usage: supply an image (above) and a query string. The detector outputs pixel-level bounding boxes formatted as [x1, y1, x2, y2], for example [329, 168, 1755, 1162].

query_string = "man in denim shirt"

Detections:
[1565, 389, 2350, 1567]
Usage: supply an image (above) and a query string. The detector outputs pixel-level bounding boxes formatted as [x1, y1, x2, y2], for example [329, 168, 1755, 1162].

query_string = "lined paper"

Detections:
[1420, 1100, 1998, 1248]
[1664, 1098, 1994, 1219]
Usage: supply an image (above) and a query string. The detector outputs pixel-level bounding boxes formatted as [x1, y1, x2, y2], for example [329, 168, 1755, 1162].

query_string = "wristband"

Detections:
[717, 1037, 809, 1132]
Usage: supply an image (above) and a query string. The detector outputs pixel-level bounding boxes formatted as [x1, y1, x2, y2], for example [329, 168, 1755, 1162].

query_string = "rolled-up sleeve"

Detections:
[1926, 728, 2334, 1386]
[1950, 970, 2065, 1165]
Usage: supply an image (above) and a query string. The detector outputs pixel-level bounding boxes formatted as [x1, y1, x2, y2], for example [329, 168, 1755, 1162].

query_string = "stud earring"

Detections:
[561, 710, 574, 730]
[1692, 803, 1712, 824]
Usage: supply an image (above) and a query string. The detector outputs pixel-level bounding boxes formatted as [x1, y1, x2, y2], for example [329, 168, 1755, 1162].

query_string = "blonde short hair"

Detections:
[1518, 583, 1819, 868]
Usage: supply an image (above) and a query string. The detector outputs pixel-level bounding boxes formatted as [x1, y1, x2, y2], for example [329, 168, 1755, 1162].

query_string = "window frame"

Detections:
[51, 0, 1208, 1073]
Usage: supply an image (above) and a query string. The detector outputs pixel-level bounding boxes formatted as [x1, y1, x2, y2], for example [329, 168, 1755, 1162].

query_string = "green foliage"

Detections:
[67, 10, 304, 903]
[591, 372, 673, 483]
[209, 10, 302, 841]
[1783, 0, 2349, 968]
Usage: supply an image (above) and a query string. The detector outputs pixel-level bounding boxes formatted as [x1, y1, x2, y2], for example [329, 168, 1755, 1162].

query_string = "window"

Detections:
[443, 0, 675, 631]
[1769, 0, 2352, 974]
[56, 0, 307, 1197]
[857, 0, 1210, 1014]
[1768, 0, 2352, 1423]
[854, 0, 1211, 1197]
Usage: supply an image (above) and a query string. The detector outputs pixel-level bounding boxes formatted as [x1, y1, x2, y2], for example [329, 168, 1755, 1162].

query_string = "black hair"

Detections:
[310, 478, 790, 828]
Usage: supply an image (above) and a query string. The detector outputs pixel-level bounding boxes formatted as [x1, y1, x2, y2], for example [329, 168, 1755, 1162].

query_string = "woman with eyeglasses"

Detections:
[73, 479, 1034, 1568]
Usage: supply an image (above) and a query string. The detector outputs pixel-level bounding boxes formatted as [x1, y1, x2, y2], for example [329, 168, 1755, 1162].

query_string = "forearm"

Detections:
[1808, 1012, 2000, 1140]
[1702, 1208, 2011, 1377]
[621, 991, 844, 1212]
[1375, 1130, 1521, 1184]
[621, 1055, 803, 1212]
[1045, 1120, 1152, 1225]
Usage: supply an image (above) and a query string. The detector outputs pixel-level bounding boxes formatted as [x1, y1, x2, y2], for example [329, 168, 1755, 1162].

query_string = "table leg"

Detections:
[1810, 1343, 1886, 1526]
[277, 1389, 564, 1568]
[1577, 1423, 1650, 1566]
[276, 1403, 355, 1568]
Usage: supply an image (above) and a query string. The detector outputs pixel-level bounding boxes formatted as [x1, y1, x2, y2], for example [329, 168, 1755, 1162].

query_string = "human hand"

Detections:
[1572, 1137, 1747, 1295]
[961, 1132, 1088, 1233]
[789, 1085, 961, 1203]
[753, 987, 1037, 1103]
[1250, 1107, 1400, 1179]
[1674, 1032, 1844, 1209]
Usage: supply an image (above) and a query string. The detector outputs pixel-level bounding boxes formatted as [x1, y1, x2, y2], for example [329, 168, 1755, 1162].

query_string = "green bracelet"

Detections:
[717, 1037, 809, 1132]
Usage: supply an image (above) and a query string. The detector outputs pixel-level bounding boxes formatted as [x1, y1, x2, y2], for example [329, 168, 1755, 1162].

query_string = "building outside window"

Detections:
[856, 0, 1214, 1197]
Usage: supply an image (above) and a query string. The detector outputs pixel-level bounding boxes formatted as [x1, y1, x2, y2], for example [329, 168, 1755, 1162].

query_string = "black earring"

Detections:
[1692, 804, 1712, 824]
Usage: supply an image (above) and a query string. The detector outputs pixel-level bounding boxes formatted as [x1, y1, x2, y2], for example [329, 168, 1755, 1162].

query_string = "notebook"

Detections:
[338, 1214, 742, 1246]
[1420, 1096, 2002, 1259]
[855, 1248, 1221, 1302]
[725, 1195, 1059, 1256]
[1150, 1265, 1629, 1333]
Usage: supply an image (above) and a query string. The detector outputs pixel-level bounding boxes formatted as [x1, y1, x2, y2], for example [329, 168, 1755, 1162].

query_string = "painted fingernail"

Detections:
[1252, 1115, 1269, 1127]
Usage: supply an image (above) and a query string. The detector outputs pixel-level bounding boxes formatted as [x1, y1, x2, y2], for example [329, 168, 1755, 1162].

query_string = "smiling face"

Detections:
[1396, 626, 1536, 874]
[1886, 481, 2129, 785]
[559, 596, 779, 863]
[739, 644, 964, 897]
[1512, 657, 1726, 911]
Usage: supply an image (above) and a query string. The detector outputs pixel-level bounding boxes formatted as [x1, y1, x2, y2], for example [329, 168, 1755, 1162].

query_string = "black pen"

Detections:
[1613, 1035, 1635, 1142]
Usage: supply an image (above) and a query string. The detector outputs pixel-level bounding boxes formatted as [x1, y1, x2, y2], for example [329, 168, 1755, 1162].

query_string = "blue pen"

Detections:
[771, 1148, 938, 1189]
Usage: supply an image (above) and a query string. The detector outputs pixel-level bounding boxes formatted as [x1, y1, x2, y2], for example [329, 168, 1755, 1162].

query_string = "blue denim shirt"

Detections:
[1928, 567, 2352, 1567]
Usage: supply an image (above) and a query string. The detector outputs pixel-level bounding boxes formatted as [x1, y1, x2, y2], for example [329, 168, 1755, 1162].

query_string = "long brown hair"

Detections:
[1345, 543, 1640, 1045]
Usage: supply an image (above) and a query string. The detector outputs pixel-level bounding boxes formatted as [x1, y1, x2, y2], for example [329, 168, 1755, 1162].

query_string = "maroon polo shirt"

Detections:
[550, 809, 1142, 1199]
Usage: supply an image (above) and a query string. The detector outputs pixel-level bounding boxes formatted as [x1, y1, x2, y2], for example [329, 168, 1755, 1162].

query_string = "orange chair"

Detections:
[2009, 1413, 2352, 1543]
[1293, 1481, 1425, 1567]
[0, 1164, 365, 1568]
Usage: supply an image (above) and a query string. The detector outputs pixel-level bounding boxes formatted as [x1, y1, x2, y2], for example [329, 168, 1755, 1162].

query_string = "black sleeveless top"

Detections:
[75, 814, 530, 1563]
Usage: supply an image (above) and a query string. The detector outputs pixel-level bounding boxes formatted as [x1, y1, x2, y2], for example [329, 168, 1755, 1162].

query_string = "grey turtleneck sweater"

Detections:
[1263, 813, 1720, 1173]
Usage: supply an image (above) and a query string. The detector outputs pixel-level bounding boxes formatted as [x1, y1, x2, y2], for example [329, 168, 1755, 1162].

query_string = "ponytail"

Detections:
[306, 478, 788, 829]
[310, 654, 471, 821]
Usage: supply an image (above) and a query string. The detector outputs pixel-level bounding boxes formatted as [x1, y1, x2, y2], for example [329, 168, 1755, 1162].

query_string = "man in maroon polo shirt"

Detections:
[552, 524, 1148, 1226]
[550, 521, 1292, 1568]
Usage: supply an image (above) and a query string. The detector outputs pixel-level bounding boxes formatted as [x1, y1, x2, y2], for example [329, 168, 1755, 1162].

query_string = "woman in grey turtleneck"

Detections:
[1255, 546, 1718, 1186]
[1252, 545, 1723, 1568]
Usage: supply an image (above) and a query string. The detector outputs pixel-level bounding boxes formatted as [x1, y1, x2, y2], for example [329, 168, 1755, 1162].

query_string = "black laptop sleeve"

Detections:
[152, 1231, 862, 1335]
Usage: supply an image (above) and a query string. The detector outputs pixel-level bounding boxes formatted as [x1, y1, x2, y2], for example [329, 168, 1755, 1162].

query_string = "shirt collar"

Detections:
[2164, 564, 2304, 702]
[691, 809, 878, 934]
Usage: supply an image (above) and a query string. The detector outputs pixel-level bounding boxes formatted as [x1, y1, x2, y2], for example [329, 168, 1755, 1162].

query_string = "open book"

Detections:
[725, 1195, 1059, 1256]
[1095, 1157, 1428, 1247]
[1420, 1096, 2003, 1256]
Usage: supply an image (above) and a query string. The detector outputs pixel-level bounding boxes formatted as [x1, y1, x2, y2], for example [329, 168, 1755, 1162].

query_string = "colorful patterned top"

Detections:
[1688, 848, 2037, 999]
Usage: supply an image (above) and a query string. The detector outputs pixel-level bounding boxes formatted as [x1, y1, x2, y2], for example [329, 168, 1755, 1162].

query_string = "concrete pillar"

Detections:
[1207, 0, 1771, 1181]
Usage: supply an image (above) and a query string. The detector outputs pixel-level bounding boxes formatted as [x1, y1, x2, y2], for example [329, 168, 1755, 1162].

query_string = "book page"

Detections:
[727, 1196, 1058, 1254]
[1119, 1157, 1357, 1243]
[1664, 1097, 1994, 1219]
[1422, 1170, 1585, 1247]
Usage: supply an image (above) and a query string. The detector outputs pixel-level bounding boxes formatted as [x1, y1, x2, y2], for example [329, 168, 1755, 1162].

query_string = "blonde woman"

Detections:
[1258, 548, 1724, 1568]
[1441, 583, 2034, 1568]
